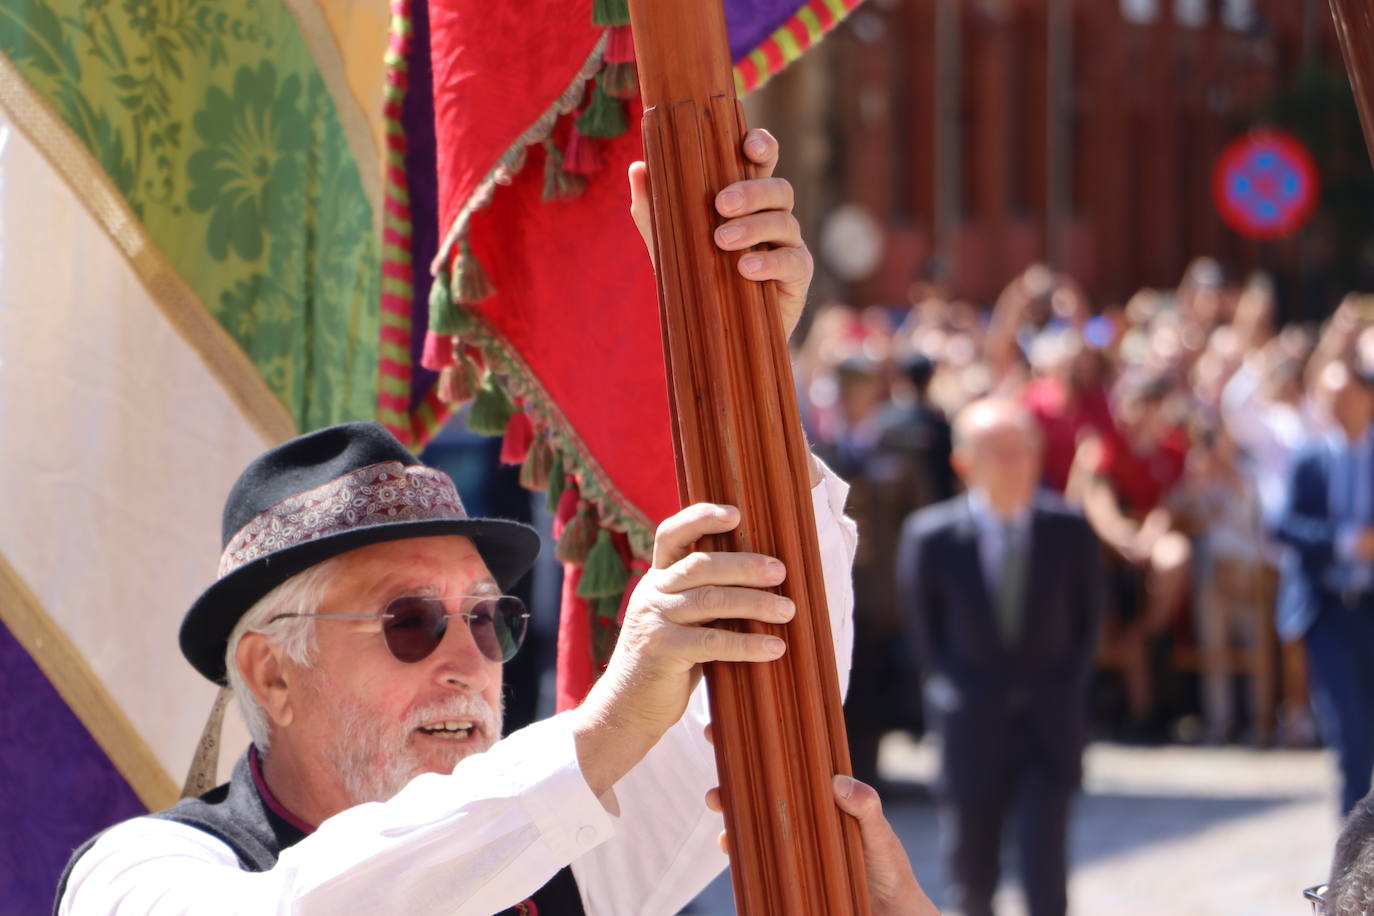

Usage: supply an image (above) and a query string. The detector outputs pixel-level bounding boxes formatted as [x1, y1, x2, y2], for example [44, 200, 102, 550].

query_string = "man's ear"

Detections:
[236, 633, 294, 729]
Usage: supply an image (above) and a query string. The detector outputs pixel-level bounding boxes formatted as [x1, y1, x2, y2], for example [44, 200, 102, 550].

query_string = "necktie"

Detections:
[997, 521, 1027, 645]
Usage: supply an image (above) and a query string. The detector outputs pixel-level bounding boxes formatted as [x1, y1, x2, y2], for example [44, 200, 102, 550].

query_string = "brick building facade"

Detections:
[750, 0, 1360, 316]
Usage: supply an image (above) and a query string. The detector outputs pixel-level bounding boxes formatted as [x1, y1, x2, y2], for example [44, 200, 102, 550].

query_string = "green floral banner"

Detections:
[0, 0, 377, 430]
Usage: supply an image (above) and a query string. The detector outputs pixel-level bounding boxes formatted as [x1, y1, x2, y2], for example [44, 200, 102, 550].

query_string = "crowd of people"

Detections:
[801, 258, 1374, 913]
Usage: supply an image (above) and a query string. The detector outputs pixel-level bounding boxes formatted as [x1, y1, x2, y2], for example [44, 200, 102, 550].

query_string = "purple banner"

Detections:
[0, 621, 145, 913]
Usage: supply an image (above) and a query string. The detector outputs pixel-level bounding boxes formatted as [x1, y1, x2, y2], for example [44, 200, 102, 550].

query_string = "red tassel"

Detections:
[552, 483, 580, 540]
[555, 570, 596, 712]
[605, 25, 636, 63]
[421, 331, 455, 371]
[499, 411, 535, 465]
[562, 129, 603, 176]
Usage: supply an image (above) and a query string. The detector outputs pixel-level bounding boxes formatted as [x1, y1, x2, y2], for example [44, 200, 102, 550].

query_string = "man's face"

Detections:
[283, 535, 505, 805]
[955, 415, 1041, 513]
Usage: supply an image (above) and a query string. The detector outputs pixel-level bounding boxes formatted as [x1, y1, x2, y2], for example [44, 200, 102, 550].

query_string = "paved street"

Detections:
[688, 734, 1340, 915]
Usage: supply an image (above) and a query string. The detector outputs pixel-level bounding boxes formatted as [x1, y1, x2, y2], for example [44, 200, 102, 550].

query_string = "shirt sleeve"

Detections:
[60, 713, 614, 916]
[571, 459, 857, 916]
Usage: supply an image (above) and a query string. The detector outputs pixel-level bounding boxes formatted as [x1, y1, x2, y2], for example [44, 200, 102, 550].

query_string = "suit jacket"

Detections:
[1272, 440, 1347, 641]
[897, 492, 1103, 794]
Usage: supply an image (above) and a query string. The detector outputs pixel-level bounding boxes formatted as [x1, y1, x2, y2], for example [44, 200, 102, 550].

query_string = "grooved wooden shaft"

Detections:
[628, 1, 871, 912]
[1331, 0, 1374, 172]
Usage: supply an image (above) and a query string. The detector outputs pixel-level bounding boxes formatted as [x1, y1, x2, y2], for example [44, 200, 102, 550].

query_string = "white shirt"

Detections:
[59, 465, 858, 916]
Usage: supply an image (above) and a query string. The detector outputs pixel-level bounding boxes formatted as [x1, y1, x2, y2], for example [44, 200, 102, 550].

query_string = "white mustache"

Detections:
[405, 695, 501, 736]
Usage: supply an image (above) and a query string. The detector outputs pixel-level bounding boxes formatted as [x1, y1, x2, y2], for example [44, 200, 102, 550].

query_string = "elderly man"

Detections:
[898, 398, 1103, 916]
[54, 132, 928, 916]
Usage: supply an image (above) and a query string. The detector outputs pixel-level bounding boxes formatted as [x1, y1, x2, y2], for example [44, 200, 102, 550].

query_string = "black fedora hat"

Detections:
[180, 421, 541, 685]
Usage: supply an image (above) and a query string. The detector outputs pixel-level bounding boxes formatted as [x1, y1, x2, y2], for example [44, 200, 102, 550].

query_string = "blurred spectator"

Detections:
[1169, 419, 1271, 745]
[899, 399, 1103, 916]
[814, 355, 940, 785]
[1021, 330, 1116, 493]
[1274, 360, 1374, 814]
[1069, 373, 1191, 739]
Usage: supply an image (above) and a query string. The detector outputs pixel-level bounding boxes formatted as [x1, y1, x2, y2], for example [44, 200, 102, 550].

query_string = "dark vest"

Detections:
[55, 752, 585, 915]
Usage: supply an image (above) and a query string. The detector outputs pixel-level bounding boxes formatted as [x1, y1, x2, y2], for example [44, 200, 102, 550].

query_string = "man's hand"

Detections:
[832, 776, 940, 916]
[703, 766, 940, 916]
[570, 503, 795, 797]
[1352, 527, 1374, 564]
[628, 128, 814, 340]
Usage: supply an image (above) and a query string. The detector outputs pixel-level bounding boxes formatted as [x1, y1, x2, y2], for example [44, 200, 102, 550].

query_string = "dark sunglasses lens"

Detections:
[468, 595, 528, 662]
[381, 597, 447, 663]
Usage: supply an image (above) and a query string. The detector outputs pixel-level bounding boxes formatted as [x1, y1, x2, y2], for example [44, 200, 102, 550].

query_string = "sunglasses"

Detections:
[268, 594, 530, 664]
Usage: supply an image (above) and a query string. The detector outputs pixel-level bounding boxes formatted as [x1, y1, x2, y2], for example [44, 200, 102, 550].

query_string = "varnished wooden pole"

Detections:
[627, 2, 871, 912]
[1331, 0, 1374, 172]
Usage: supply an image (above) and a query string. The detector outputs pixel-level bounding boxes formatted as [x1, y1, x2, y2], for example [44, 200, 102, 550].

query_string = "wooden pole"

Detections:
[1330, 0, 1374, 172]
[627, 1, 871, 913]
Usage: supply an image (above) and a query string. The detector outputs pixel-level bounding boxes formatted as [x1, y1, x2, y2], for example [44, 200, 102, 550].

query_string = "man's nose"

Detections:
[432, 616, 493, 691]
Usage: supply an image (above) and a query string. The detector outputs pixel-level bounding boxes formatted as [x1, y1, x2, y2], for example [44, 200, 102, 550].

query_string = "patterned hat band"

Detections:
[218, 462, 468, 577]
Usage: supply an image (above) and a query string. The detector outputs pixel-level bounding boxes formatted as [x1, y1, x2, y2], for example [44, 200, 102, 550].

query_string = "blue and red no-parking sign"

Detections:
[1212, 130, 1320, 240]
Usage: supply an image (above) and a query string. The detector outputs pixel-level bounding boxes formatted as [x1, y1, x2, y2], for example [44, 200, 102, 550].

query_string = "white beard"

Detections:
[316, 688, 503, 806]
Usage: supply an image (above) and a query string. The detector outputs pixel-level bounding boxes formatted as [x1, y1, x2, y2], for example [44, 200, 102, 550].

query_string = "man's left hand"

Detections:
[628, 128, 813, 340]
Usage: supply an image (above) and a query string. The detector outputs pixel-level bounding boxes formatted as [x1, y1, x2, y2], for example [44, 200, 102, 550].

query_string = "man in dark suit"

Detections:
[898, 398, 1103, 916]
[1273, 360, 1374, 814]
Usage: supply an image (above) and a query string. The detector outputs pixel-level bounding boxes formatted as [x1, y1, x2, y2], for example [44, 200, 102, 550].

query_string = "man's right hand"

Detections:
[570, 502, 796, 797]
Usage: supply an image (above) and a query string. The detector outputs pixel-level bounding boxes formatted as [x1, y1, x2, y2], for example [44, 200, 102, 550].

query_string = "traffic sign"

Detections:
[1212, 130, 1319, 240]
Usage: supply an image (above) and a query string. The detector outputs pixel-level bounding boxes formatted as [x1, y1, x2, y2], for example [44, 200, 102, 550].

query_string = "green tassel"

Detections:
[574, 81, 628, 139]
[427, 265, 460, 334]
[466, 373, 516, 435]
[591, 607, 621, 666]
[592, 0, 630, 27]
[556, 502, 597, 565]
[543, 140, 586, 201]
[593, 594, 622, 623]
[577, 528, 630, 599]
[546, 451, 567, 513]
[602, 62, 639, 100]
[519, 433, 554, 491]
[453, 239, 494, 304]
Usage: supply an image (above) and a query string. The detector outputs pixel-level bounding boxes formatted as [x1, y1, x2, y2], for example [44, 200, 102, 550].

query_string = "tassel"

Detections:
[546, 451, 567, 514]
[448, 349, 482, 403]
[575, 81, 627, 139]
[453, 239, 493, 304]
[466, 373, 516, 435]
[592, 0, 630, 27]
[577, 528, 631, 599]
[421, 330, 455, 371]
[542, 139, 586, 201]
[604, 25, 636, 63]
[520, 434, 555, 491]
[427, 264, 461, 335]
[552, 483, 579, 540]
[602, 62, 638, 100]
[499, 410, 535, 465]
[562, 129, 603, 176]
[556, 502, 598, 565]
[592, 605, 621, 666]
